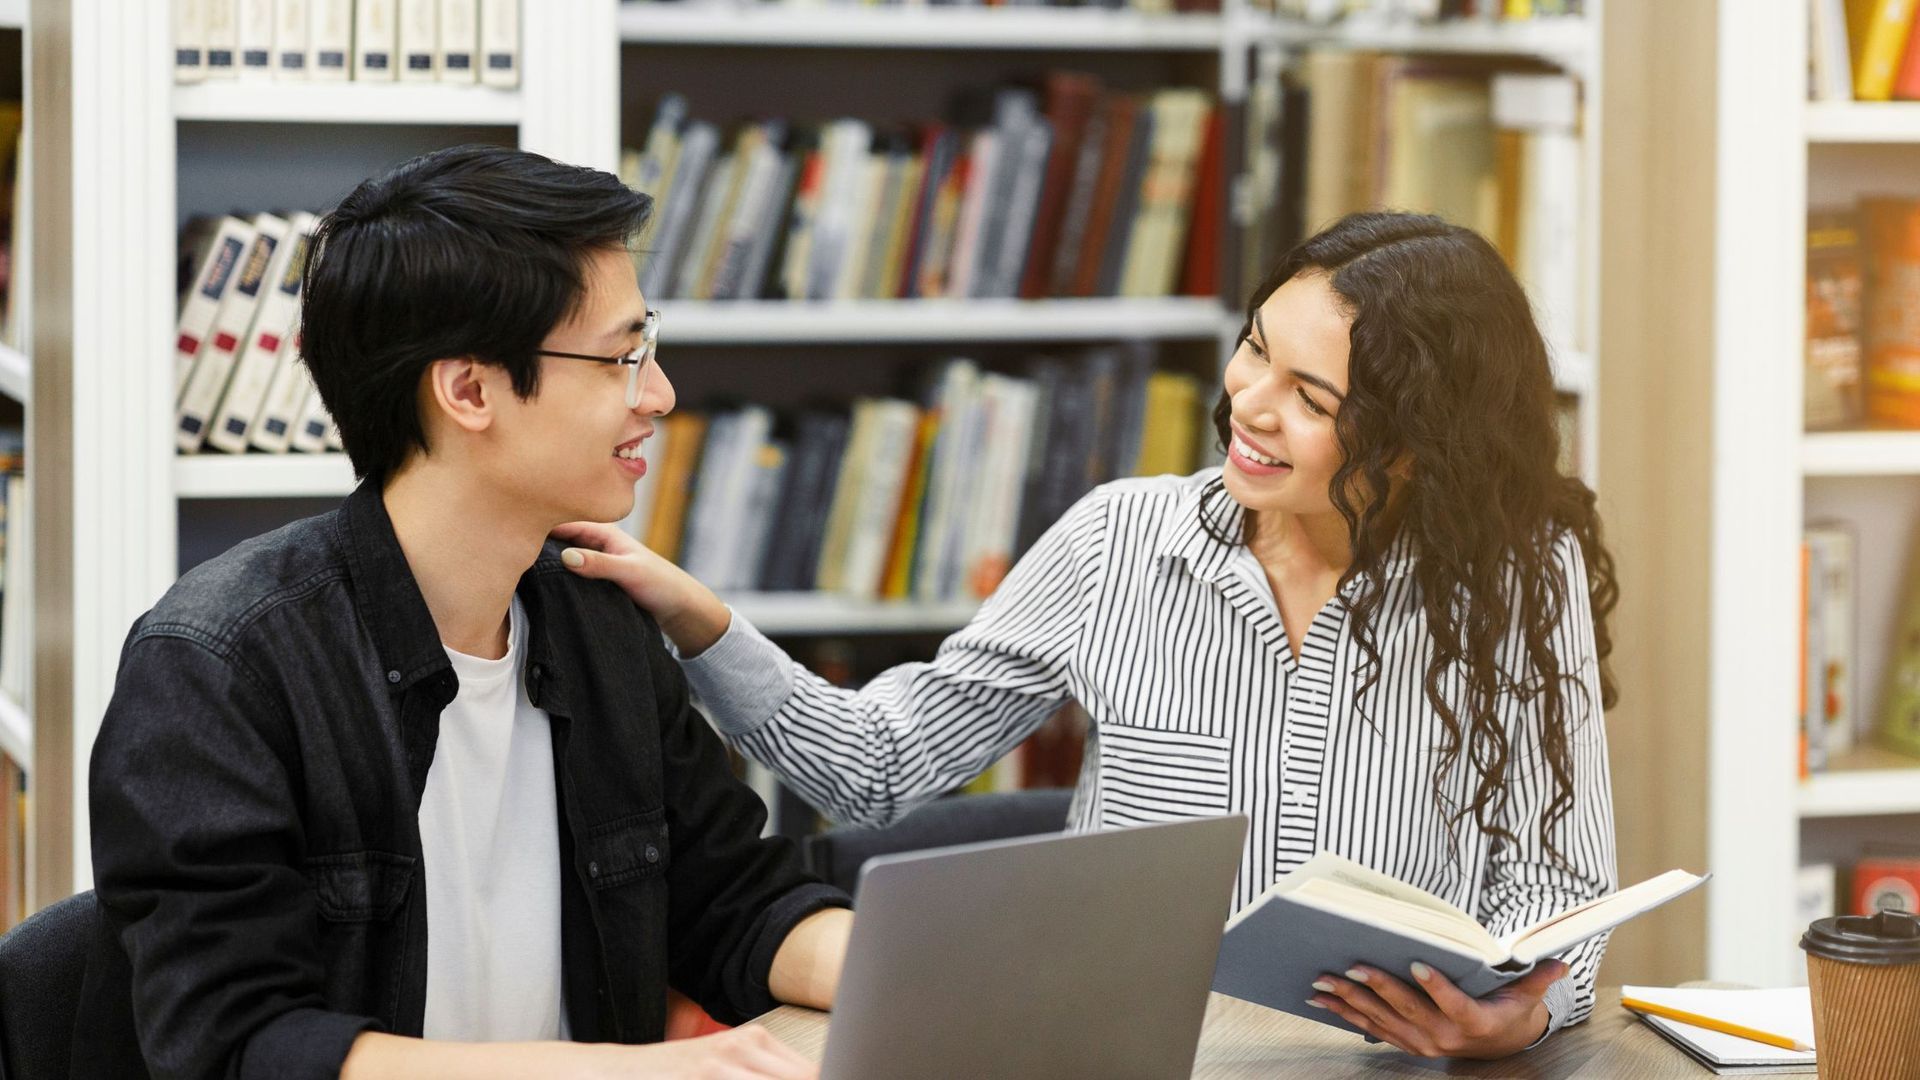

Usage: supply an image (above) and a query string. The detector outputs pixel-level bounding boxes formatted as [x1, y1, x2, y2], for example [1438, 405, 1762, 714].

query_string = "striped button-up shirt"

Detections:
[682, 468, 1617, 1034]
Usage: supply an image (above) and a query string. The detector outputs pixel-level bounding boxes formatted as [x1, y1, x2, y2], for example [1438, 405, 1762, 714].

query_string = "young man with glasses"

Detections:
[78, 145, 849, 1080]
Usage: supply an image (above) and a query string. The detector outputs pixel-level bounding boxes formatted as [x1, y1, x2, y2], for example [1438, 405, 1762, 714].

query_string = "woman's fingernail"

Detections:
[1305, 998, 1328, 1009]
[1411, 962, 1432, 981]
[1312, 980, 1336, 993]
[1345, 968, 1369, 983]
[561, 549, 585, 568]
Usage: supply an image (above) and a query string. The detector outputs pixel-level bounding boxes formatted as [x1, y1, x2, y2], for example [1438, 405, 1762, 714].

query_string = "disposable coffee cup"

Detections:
[1799, 910, 1920, 1079]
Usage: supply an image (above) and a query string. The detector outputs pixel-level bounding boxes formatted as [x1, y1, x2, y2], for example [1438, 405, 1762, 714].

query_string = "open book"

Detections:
[1212, 851, 1707, 1036]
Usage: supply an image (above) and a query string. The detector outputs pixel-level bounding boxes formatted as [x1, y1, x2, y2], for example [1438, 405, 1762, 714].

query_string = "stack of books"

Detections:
[1810, 0, 1920, 103]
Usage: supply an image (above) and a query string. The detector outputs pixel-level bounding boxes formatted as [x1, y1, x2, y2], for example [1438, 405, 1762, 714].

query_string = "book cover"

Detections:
[1179, 103, 1226, 299]
[734, 442, 791, 593]
[1814, 0, 1858, 102]
[1851, 852, 1920, 914]
[479, 0, 520, 89]
[759, 412, 850, 593]
[1212, 851, 1707, 1038]
[175, 0, 209, 83]
[641, 120, 718, 301]
[1094, 103, 1155, 297]
[944, 129, 999, 300]
[438, 0, 479, 84]
[912, 360, 983, 603]
[178, 213, 290, 452]
[289, 378, 335, 453]
[1020, 72, 1103, 300]
[207, 212, 317, 453]
[896, 125, 955, 300]
[354, 0, 398, 82]
[206, 0, 240, 79]
[1848, 0, 1920, 101]
[248, 345, 316, 454]
[273, 0, 309, 79]
[399, 0, 437, 82]
[1048, 94, 1112, 299]
[1875, 523, 1920, 757]
[644, 412, 709, 564]
[308, 0, 353, 82]
[174, 216, 258, 403]
[1806, 210, 1866, 429]
[1862, 198, 1920, 426]
[1121, 89, 1212, 299]
[840, 400, 922, 600]
[1805, 524, 1856, 759]
[815, 400, 882, 595]
[964, 375, 1040, 600]
[1069, 93, 1142, 298]
[238, 0, 277, 80]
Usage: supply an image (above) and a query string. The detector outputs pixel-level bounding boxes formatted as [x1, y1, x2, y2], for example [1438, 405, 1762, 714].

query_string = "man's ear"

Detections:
[422, 357, 497, 435]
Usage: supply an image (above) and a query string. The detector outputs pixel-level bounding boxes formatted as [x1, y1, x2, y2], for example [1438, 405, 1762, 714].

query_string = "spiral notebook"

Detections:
[1624, 986, 1818, 1075]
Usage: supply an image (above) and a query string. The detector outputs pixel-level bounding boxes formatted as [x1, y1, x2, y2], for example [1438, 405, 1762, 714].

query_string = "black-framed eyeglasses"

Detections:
[535, 309, 660, 408]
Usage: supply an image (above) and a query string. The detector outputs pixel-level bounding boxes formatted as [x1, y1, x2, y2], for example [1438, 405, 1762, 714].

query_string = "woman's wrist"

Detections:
[658, 579, 732, 658]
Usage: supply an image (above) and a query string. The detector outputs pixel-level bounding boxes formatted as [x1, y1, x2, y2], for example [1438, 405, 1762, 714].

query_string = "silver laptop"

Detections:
[820, 814, 1248, 1080]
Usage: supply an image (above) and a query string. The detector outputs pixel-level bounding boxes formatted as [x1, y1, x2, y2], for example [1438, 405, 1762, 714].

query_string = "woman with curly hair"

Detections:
[556, 210, 1620, 1060]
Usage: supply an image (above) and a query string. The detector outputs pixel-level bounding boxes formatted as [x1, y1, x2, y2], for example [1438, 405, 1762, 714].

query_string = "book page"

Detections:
[1506, 869, 1708, 962]
[1228, 852, 1502, 961]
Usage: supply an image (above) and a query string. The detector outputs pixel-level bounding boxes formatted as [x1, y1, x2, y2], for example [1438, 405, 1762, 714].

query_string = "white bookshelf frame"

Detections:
[25, 0, 1605, 902]
[0, 690, 27, 772]
[1805, 101, 1920, 143]
[0, 1, 21, 31]
[0, 342, 27, 404]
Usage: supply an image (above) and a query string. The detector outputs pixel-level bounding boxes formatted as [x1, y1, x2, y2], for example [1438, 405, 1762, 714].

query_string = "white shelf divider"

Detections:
[1264, 15, 1592, 72]
[0, 0, 23, 31]
[173, 82, 525, 126]
[1799, 765, 1920, 817]
[617, 4, 1224, 50]
[0, 690, 27, 773]
[173, 454, 358, 499]
[1802, 431, 1920, 476]
[666, 298, 1231, 345]
[0, 343, 28, 404]
[1805, 102, 1920, 144]
[723, 592, 981, 636]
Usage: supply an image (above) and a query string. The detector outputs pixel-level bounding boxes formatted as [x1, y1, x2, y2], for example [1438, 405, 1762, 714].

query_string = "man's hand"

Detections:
[342, 1026, 818, 1079]
[1307, 959, 1566, 1060]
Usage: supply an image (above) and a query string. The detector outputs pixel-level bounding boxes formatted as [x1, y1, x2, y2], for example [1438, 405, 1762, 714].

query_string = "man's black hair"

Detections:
[300, 144, 654, 484]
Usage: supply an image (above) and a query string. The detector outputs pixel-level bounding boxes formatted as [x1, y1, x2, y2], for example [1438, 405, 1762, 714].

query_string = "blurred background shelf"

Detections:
[616, 4, 1225, 51]
[0, 691, 27, 774]
[1799, 745, 1920, 817]
[1802, 431, 1920, 476]
[665, 298, 1232, 345]
[172, 454, 356, 499]
[0, 344, 27, 404]
[173, 82, 525, 126]
[1269, 15, 1592, 71]
[1805, 102, 1920, 143]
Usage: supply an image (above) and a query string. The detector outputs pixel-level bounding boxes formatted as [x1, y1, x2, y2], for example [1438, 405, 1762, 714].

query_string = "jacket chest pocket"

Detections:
[302, 850, 416, 1023]
[1095, 722, 1234, 826]
[583, 810, 672, 889]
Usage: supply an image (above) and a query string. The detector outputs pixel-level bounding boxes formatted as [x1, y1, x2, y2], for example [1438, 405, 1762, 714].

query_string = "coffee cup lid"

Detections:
[1800, 910, 1920, 966]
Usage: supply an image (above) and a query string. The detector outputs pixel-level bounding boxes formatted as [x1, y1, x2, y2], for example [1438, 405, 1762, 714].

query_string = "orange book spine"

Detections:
[1864, 199, 1920, 426]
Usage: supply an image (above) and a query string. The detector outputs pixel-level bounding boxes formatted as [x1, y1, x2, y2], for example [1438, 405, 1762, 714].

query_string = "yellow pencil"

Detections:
[1621, 996, 1815, 1053]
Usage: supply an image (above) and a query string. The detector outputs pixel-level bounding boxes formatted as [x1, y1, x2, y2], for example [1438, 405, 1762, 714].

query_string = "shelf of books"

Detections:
[172, 82, 524, 126]
[665, 299, 1233, 345]
[725, 593, 982, 637]
[615, 4, 1228, 52]
[1805, 101, 1920, 143]
[172, 453, 355, 499]
[1803, 431, 1920, 476]
[0, 343, 25, 405]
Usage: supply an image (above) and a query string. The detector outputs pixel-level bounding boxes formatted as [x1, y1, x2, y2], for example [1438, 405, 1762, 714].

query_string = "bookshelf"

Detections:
[19, 0, 1607, 904]
[0, 690, 25, 774]
[1803, 431, 1920, 476]
[0, 342, 25, 404]
[1804, 101, 1920, 143]
[0, 2, 19, 32]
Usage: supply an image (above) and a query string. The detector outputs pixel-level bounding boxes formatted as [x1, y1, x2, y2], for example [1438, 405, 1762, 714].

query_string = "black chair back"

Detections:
[0, 891, 96, 1080]
[803, 788, 1073, 898]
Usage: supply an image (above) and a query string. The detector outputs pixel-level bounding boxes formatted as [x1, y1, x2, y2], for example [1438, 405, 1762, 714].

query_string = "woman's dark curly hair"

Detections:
[1207, 210, 1619, 866]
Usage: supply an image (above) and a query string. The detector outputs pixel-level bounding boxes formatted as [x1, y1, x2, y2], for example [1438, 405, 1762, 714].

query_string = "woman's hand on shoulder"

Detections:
[552, 521, 732, 656]
[1308, 958, 1567, 1060]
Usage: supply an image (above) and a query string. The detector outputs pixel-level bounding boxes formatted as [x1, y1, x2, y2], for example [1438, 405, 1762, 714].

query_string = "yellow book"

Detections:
[1504, 0, 1533, 17]
[644, 412, 708, 563]
[1134, 372, 1202, 477]
[1849, 0, 1920, 101]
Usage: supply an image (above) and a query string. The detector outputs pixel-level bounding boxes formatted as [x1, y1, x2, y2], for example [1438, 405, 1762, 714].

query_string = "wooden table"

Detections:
[753, 989, 1724, 1078]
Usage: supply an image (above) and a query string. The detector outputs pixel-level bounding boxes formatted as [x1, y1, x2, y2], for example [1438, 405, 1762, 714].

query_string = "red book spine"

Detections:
[1179, 104, 1226, 299]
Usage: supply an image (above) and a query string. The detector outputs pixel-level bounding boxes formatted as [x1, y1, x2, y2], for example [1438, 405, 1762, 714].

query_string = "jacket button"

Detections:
[588, 861, 600, 878]
[645, 845, 660, 864]
[386, 670, 401, 684]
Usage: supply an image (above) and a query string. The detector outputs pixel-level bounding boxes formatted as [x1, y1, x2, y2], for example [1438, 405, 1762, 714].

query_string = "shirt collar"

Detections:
[1152, 469, 1420, 587]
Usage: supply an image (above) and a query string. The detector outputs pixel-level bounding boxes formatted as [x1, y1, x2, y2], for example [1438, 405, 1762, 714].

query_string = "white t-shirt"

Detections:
[419, 597, 567, 1041]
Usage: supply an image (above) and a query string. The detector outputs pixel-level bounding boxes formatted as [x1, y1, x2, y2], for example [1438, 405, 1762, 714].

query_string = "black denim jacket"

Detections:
[74, 483, 847, 1080]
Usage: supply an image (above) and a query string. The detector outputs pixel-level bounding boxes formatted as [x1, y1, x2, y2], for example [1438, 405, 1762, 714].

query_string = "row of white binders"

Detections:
[173, 0, 522, 87]
[174, 214, 341, 455]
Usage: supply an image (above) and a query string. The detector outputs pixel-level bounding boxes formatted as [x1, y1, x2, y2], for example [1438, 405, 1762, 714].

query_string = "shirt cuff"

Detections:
[727, 882, 853, 1024]
[671, 609, 796, 737]
[1524, 972, 1578, 1050]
